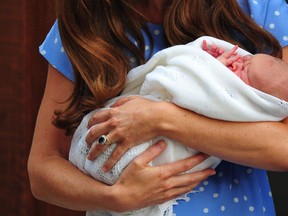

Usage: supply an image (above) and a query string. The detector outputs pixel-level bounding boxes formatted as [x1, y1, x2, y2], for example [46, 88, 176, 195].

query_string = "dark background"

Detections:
[0, 1, 287, 215]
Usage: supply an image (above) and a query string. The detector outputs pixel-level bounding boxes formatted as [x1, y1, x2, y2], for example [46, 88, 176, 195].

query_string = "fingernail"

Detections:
[157, 141, 166, 149]
[101, 167, 107, 173]
[210, 170, 216, 176]
[87, 154, 93, 161]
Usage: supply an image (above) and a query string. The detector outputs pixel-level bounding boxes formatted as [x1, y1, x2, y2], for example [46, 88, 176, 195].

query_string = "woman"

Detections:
[28, 0, 288, 215]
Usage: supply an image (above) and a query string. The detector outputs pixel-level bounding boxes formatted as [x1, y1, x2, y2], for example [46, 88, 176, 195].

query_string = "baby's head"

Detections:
[243, 54, 288, 101]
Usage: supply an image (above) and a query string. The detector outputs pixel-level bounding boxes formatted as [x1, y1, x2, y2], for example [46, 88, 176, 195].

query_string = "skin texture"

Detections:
[86, 48, 288, 172]
[28, 65, 215, 212]
[28, 0, 288, 212]
[202, 40, 288, 101]
[245, 54, 288, 101]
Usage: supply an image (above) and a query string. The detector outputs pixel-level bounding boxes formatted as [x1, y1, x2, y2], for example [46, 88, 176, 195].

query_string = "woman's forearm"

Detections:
[29, 67, 215, 212]
[28, 154, 113, 211]
[159, 102, 288, 171]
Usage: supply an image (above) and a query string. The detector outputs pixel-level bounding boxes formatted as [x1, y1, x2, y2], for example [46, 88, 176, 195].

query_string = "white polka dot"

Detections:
[203, 208, 209, 214]
[221, 206, 226, 211]
[41, 50, 47, 55]
[60, 47, 65, 53]
[145, 45, 150, 51]
[269, 191, 272, 197]
[243, 196, 248, 201]
[246, 168, 252, 174]
[269, 23, 275, 29]
[54, 38, 58, 44]
[130, 57, 136, 63]
[234, 197, 239, 203]
[154, 29, 160, 35]
[252, 0, 258, 4]
[203, 181, 209, 185]
[218, 172, 223, 177]
[213, 193, 219, 198]
[249, 206, 255, 212]
[233, 179, 239, 184]
[283, 36, 288, 41]
[199, 187, 205, 192]
[263, 206, 266, 212]
[275, 11, 280, 16]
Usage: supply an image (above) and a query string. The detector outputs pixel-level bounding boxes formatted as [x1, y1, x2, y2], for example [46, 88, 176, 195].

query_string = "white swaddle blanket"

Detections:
[69, 36, 288, 216]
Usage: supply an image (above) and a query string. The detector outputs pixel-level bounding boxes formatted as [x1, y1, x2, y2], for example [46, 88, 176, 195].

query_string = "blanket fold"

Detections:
[69, 36, 288, 216]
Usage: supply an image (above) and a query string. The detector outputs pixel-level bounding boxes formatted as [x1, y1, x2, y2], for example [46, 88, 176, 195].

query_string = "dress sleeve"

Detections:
[39, 20, 75, 81]
[245, 0, 288, 47]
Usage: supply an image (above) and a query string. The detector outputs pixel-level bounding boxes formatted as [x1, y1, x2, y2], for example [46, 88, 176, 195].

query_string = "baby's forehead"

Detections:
[252, 53, 273, 60]
[251, 54, 282, 66]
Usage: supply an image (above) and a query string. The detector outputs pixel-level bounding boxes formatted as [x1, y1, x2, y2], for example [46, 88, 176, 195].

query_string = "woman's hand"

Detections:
[110, 141, 216, 212]
[86, 96, 164, 171]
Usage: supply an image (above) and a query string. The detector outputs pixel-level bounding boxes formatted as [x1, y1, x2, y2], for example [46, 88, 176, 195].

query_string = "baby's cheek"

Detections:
[246, 66, 268, 91]
[239, 68, 250, 85]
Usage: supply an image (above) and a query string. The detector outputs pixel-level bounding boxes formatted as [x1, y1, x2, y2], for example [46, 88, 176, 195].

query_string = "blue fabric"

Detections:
[237, 0, 288, 47]
[39, 1, 288, 215]
[39, 20, 74, 81]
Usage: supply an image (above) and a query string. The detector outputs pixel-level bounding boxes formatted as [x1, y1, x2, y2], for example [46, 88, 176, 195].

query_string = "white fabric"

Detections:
[70, 36, 288, 216]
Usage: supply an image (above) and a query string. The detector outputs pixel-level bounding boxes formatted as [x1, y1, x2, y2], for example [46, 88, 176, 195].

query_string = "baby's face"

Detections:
[244, 54, 288, 100]
[248, 54, 288, 73]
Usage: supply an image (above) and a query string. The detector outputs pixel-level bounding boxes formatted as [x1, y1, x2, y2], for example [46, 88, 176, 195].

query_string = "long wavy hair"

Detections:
[55, 0, 282, 134]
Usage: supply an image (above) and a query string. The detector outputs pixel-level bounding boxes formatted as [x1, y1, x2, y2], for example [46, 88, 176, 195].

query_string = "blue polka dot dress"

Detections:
[238, 0, 288, 46]
[39, 1, 288, 215]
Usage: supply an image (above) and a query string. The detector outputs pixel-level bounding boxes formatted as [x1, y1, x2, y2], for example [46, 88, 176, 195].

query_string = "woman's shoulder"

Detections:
[39, 20, 75, 81]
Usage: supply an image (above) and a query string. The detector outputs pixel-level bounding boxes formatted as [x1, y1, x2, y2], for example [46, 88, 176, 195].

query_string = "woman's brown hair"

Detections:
[55, 0, 282, 134]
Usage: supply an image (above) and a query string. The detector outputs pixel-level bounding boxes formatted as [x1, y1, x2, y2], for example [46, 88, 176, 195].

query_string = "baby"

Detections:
[69, 36, 288, 216]
[202, 39, 288, 101]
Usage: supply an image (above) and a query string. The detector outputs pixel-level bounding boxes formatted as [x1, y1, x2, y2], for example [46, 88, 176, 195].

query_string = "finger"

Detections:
[202, 40, 208, 51]
[166, 168, 216, 188]
[87, 141, 110, 160]
[133, 140, 167, 165]
[218, 48, 224, 55]
[85, 123, 111, 146]
[222, 45, 238, 58]
[210, 45, 218, 53]
[102, 144, 128, 172]
[224, 58, 237, 66]
[157, 185, 198, 204]
[155, 169, 216, 204]
[111, 97, 131, 108]
[111, 96, 139, 108]
[87, 134, 115, 160]
[158, 153, 210, 178]
[87, 108, 111, 128]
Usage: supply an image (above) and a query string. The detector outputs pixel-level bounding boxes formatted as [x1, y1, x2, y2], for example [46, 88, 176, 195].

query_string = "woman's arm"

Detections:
[28, 65, 112, 210]
[283, 45, 288, 63]
[87, 95, 288, 172]
[28, 65, 214, 212]
[87, 46, 288, 172]
[164, 45, 288, 171]
[160, 102, 288, 171]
